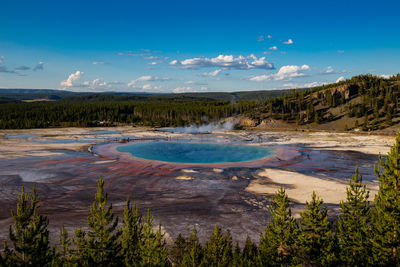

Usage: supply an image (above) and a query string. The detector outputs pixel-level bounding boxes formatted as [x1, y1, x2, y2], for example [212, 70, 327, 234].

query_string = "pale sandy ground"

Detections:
[232, 131, 395, 155]
[246, 168, 379, 205]
[0, 126, 167, 159]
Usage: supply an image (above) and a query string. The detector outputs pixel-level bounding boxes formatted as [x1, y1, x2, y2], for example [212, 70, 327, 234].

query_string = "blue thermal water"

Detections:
[116, 142, 273, 163]
[6, 134, 38, 139]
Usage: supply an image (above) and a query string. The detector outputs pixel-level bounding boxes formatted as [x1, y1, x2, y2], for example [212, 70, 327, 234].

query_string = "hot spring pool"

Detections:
[116, 142, 274, 164]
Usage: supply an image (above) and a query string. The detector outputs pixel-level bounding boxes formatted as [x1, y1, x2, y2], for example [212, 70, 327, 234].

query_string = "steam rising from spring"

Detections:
[163, 121, 236, 134]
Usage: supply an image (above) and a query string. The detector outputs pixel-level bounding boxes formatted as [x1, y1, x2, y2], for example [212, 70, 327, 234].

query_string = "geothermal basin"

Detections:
[0, 127, 395, 245]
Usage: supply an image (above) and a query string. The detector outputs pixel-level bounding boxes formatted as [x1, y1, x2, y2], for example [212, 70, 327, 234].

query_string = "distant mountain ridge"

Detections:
[0, 88, 296, 102]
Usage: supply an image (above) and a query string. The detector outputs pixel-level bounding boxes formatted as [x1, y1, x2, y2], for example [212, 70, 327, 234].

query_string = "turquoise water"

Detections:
[116, 142, 273, 164]
[6, 134, 38, 139]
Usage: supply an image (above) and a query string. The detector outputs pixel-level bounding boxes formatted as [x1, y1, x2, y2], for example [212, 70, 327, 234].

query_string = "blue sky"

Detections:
[0, 0, 399, 93]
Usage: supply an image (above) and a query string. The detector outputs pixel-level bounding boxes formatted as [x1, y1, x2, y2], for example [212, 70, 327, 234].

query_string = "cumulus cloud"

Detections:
[169, 54, 274, 70]
[249, 64, 311, 82]
[172, 86, 208, 94]
[283, 81, 328, 88]
[148, 60, 164, 65]
[202, 69, 222, 77]
[269, 46, 278, 51]
[60, 71, 126, 91]
[283, 39, 294, 45]
[92, 61, 108, 65]
[173, 87, 196, 93]
[380, 74, 391, 79]
[320, 66, 347, 75]
[60, 71, 84, 87]
[336, 76, 345, 83]
[33, 62, 44, 71]
[127, 75, 170, 87]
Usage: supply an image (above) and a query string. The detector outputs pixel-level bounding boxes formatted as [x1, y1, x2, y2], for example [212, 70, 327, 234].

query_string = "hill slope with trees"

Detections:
[242, 74, 400, 133]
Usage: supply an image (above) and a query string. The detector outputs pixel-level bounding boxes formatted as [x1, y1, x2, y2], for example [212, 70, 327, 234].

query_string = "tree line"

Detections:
[2, 135, 400, 266]
[0, 100, 245, 129]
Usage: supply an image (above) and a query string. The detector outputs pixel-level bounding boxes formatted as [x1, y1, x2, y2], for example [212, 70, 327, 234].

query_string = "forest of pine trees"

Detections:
[1, 134, 400, 266]
[247, 74, 400, 130]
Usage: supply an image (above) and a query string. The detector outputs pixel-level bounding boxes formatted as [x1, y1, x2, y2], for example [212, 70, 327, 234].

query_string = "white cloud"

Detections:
[127, 75, 170, 87]
[282, 81, 328, 88]
[169, 54, 274, 70]
[60, 71, 84, 87]
[148, 61, 162, 65]
[336, 76, 345, 83]
[173, 87, 195, 93]
[269, 46, 278, 51]
[33, 62, 44, 71]
[202, 69, 222, 77]
[337, 50, 344, 53]
[250, 64, 311, 82]
[141, 84, 152, 90]
[320, 66, 347, 75]
[283, 39, 294, 45]
[60, 71, 125, 90]
[380, 74, 391, 79]
[0, 56, 4, 64]
[88, 78, 108, 88]
[267, 35, 272, 39]
[92, 61, 108, 65]
[303, 81, 321, 87]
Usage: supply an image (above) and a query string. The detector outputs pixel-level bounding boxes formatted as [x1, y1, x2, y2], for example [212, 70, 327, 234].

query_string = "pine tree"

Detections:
[170, 233, 186, 265]
[372, 134, 400, 265]
[385, 108, 393, 126]
[202, 225, 233, 267]
[1, 241, 13, 266]
[73, 179, 122, 266]
[139, 212, 170, 266]
[121, 197, 143, 266]
[232, 242, 242, 267]
[181, 226, 203, 267]
[56, 225, 72, 266]
[3, 186, 54, 266]
[338, 167, 372, 266]
[71, 228, 89, 265]
[296, 191, 337, 266]
[258, 187, 298, 266]
[242, 236, 258, 267]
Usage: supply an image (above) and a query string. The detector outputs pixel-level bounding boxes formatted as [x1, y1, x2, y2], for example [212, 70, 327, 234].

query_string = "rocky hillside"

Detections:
[239, 74, 400, 134]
